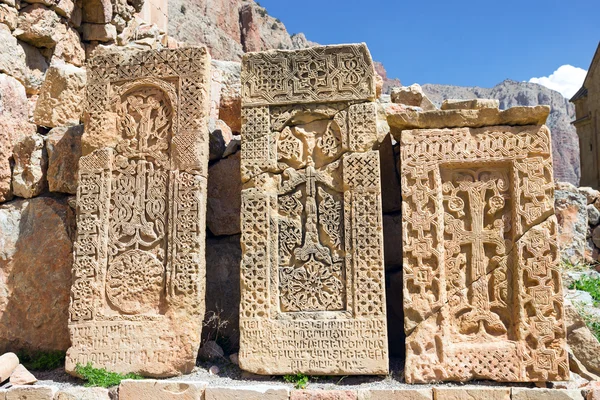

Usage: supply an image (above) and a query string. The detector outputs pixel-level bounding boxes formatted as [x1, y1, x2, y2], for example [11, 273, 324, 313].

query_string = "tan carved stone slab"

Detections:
[400, 124, 569, 383]
[66, 47, 211, 377]
[238, 44, 388, 375]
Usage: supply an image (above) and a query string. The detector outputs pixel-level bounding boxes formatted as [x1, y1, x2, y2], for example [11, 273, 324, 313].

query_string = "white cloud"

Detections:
[529, 64, 587, 98]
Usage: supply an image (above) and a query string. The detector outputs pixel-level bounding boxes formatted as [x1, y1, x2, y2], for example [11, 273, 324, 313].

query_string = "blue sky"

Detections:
[257, 0, 599, 95]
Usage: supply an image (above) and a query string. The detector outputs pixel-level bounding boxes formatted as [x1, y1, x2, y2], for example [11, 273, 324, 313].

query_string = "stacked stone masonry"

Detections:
[238, 44, 389, 375]
[65, 47, 211, 377]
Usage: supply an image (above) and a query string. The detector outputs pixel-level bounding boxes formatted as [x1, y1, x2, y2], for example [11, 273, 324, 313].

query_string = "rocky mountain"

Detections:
[168, 0, 316, 61]
[422, 80, 580, 185]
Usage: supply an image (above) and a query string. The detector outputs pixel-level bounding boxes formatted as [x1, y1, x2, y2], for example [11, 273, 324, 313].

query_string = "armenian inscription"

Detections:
[400, 125, 569, 382]
[239, 44, 388, 375]
[66, 47, 211, 377]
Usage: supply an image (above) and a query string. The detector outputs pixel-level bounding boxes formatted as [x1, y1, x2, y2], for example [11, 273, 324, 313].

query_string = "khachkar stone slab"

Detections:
[401, 124, 569, 383]
[65, 47, 211, 377]
[238, 44, 388, 375]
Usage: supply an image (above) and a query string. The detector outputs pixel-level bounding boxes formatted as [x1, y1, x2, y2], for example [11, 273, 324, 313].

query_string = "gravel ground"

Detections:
[30, 357, 537, 391]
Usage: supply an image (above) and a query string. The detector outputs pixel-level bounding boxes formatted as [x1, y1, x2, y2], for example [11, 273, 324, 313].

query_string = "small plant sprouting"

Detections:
[180, 4, 186, 14]
[75, 363, 143, 388]
[573, 302, 600, 342]
[284, 373, 309, 389]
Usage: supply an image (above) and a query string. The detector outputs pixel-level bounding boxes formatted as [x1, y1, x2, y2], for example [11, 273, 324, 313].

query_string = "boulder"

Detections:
[0, 196, 75, 354]
[588, 204, 600, 226]
[555, 185, 588, 263]
[9, 364, 37, 385]
[0, 352, 19, 382]
[593, 226, 600, 249]
[441, 99, 499, 110]
[11, 133, 47, 198]
[15, 4, 61, 48]
[209, 119, 233, 161]
[210, 60, 241, 134]
[33, 62, 86, 128]
[207, 152, 241, 236]
[0, 25, 48, 94]
[54, 0, 75, 19]
[565, 300, 600, 377]
[81, 22, 116, 42]
[390, 84, 436, 111]
[0, 120, 37, 203]
[46, 125, 83, 194]
[0, 73, 28, 121]
[197, 340, 224, 361]
[579, 187, 600, 205]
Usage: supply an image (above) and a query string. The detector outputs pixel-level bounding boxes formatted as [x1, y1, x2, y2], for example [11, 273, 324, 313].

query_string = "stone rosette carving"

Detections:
[238, 44, 388, 375]
[399, 124, 569, 383]
[66, 47, 211, 377]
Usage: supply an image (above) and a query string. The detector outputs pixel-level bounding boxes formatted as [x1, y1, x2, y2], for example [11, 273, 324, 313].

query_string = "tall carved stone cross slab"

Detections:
[66, 47, 211, 377]
[239, 44, 389, 375]
[400, 125, 569, 382]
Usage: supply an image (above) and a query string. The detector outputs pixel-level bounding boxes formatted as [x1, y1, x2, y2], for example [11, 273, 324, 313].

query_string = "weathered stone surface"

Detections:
[291, 391, 357, 400]
[565, 301, 600, 376]
[401, 124, 567, 382]
[207, 152, 241, 236]
[512, 388, 584, 400]
[15, 4, 61, 48]
[385, 104, 550, 133]
[441, 98, 500, 110]
[81, 23, 116, 42]
[390, 84, 436, 111]
[593, 226, 600, 249]
[33, 62, 86, 128]
[54, 0, 75, 19]
[239, 44, 388, 375]
[46, 125, 83, 194]
[6, 386, 57, 400]
[210, 60, 241, 134]
[379, 133, 401, 213]
[0, 352, 19, 382]
[0, 120, 36, 203]
[82, 0, 112, 23]
[555, 185, 588, 263]
[205, 386, 290, 400]
[53, 24, 85, 67]
[357, 388, 432, 400]
[0, 196, 74, 353]
[119, 380, 206, 400]
[9, 364, 37, 385]
[55, 387, 111, 400]
[0, 25, 48, 94]
[66, 47, 211, 377]
[0, 4, 17, 30]
[0, 73, 28, 120]
[588, 204, 600, 226]
[432, 388, 510, 400]
[579, 187, 600, 205]
[11, 132, 47, 198]
[204, 234, 241, 353]
[197, 340, 224, 361]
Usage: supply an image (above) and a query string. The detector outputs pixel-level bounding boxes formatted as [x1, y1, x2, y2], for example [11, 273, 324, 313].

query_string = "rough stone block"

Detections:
[441, 99, 500, 110]
[0, 25, 48, 94]
[55, 387, 111, 400]
[6, 386, 57, 400]
[357, 388, 432, 399]
[512, 388, 584, 400]
[0, 352, 19, 382]
[81, 23, 116, 42]
[292, 391, 357, 400]
[205, 385, 290, 400]
[0, 196, 74, 354]
[401, 124, 568, 382]
[11, 132, 47, 198]
[555, 185, 588, 263]
[46, 124, 83, 194]
[65, 47, 211, 377]
[119, 380, 206, 400]
[239, 44, 388, 375]
[433, 388, 510, 400]
[15, 4, 61, 48]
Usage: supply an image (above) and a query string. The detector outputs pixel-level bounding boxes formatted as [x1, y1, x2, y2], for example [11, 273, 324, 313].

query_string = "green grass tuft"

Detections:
[283, 373, 309, 389]
[569, 275, 600, 306]
[574, 302, 600, 342]
[17, 350, 66, 371]
[75, 363, 143, 388]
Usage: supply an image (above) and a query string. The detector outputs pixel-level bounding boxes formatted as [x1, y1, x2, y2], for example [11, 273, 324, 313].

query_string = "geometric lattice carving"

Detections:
[400, 125, 568, 383]
[66, 47, 211, 377]
[239, 44, 388, 375]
